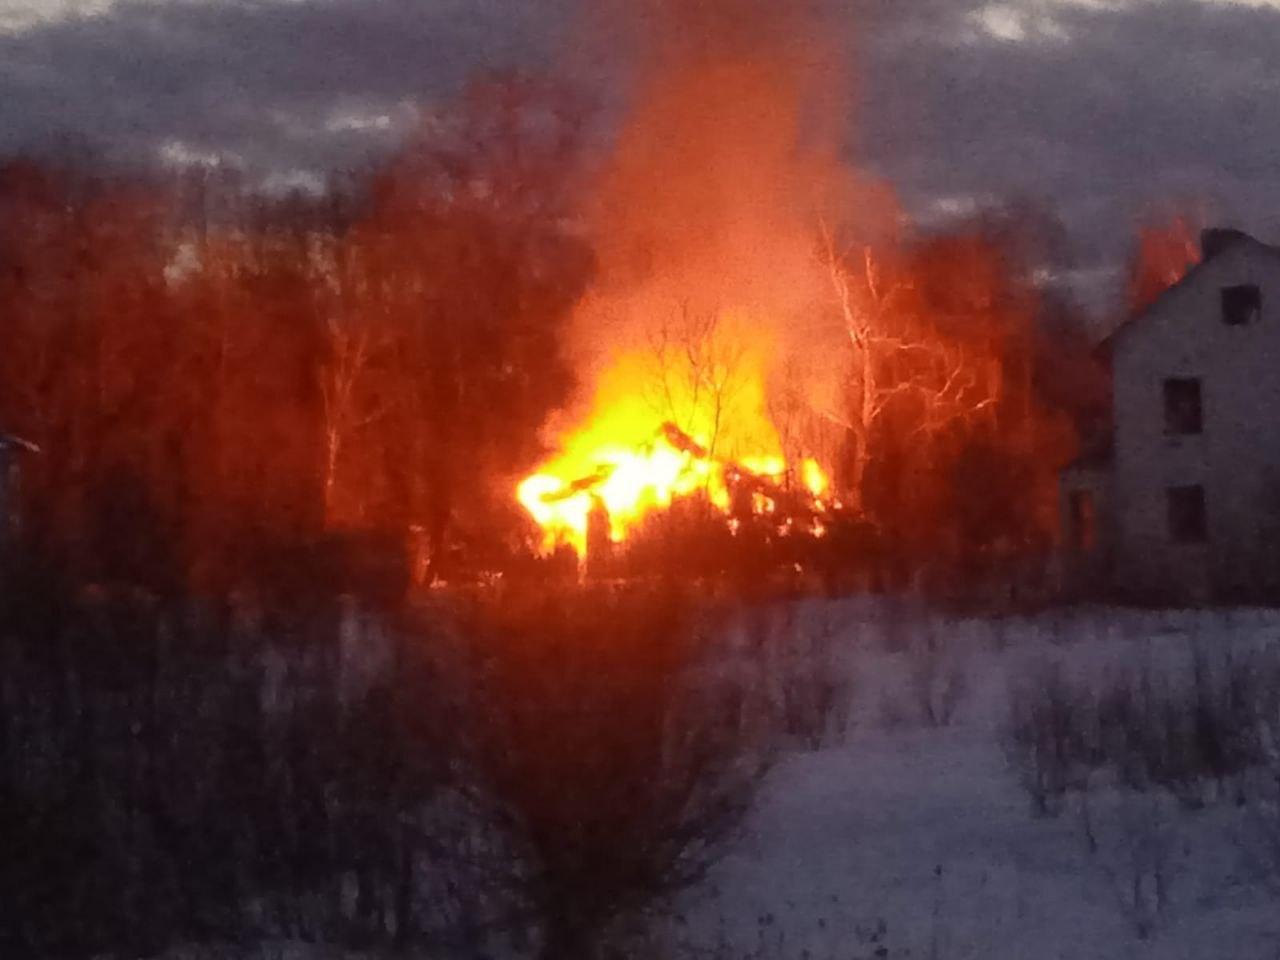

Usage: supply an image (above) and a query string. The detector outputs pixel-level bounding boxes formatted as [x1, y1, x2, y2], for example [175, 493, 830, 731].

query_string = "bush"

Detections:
[755, 605, 854, 750]
[1001, 641, 1280, 939]
[457, 582, 777, 960]
[1003, 639, 1280, 818]
[0, 570, 490, 957]
[1082, 788, 1186, 940]
[1002, 658, 1094, 816]
[0, 567, 800, 960]
[908, 632, 968, 729]
[1235, 652, 1280, 892]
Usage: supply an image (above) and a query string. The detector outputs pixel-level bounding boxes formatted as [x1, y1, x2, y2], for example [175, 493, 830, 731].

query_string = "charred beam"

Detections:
[539, 466, 615, 503]
[659, 422, 708, 459]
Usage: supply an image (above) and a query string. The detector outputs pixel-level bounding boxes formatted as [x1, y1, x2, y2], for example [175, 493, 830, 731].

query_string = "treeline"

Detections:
[0, 77, 593, 595]
[0, 75, 1114, 597]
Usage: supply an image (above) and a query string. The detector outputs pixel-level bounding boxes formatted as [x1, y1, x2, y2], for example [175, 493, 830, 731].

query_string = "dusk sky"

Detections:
[3, 0, 1279, 315]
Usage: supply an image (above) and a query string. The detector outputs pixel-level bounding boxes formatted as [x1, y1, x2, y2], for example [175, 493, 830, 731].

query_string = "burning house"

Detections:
[511, 1, 864, 564]
[1061, 228, 1280, 602]
[512, 2, 1072, 585]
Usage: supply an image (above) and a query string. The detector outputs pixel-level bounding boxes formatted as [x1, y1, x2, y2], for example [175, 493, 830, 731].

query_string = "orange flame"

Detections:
[517, 324, 831, 556]
[517, 0, 885, 558]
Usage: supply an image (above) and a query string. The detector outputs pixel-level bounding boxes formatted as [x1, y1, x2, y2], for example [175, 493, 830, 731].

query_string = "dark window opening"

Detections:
[1222, 284, 1261, 325]
[1167, 485, 1207, 543]
[1163, 378, 1203, 435]
[1067, 489, 1096, 552]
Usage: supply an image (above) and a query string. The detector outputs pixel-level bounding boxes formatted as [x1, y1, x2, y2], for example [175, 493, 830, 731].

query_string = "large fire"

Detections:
[515, 0, 870, 559]
[514, 0, 1072, 569]
[517, 322, 832, 556]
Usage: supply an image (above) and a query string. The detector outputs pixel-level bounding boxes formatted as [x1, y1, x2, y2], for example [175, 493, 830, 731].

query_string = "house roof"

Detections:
[1097, 230, 1280, 356]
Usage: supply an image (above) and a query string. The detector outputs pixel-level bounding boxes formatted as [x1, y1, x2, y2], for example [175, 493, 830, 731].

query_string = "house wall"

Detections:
[1110, 240, 1280, 601]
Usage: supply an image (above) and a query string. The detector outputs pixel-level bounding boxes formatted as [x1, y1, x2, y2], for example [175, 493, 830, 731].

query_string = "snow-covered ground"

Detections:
[154, 602, 1280, 960]
[666, 601, 1280, 959]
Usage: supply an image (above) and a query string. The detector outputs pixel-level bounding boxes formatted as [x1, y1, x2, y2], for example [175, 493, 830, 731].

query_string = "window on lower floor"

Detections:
[1167, 484, 1207, 543]
[1067, 489, 1096, 551]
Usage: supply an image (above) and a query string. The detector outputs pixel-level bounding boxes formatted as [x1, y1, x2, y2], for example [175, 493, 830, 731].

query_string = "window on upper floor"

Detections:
[1163, 377, 1202, 435]
[1222, 284, 1261, 325]
[1167, 484, 1207, 543]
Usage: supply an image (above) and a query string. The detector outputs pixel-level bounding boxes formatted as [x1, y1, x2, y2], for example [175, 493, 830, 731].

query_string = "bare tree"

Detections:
[645, 301, 750, 463]
[313, 235, 391, 527]
[821, 230, 999, 515]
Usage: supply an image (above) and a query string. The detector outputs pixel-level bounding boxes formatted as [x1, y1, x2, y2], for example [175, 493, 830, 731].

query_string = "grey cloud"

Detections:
[859, 0, 1280, 309]
[4, 0, 1280, 316]
[0, 0, 572, 174]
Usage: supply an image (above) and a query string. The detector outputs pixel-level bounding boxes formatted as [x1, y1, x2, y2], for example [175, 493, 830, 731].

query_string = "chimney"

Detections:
[1200, 227, 1249, 262]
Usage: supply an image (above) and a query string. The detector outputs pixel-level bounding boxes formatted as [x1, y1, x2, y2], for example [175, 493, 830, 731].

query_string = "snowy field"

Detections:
[659, 601, 1280, 960]
[156, 601, 1280, 960]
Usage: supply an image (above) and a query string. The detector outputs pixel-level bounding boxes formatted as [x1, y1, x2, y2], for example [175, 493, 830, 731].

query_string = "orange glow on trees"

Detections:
[511, 0, 1078, 581]
[0, 5, 1099, 594]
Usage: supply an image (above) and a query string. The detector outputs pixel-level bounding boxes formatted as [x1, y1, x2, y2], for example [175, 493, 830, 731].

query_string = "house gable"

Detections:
[1106, 235, 1280, 360]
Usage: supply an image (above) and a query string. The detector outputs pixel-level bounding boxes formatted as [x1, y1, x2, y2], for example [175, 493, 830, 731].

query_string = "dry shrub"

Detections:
[739, 604, 854, 750]
[459, 581, 776, 960]
[1080, 788, 1186, 940]
[1002, 658, 1094, 816]
[1004, 639, 1280, 816]
[908, 633, 968, 729]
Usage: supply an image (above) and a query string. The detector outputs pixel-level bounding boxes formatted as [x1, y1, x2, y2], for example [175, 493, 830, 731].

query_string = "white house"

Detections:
[1061, 228, 1280, 603]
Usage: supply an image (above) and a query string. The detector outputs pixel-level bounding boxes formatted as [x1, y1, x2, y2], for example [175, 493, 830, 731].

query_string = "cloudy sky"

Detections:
[3, 0, 1280, 313]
